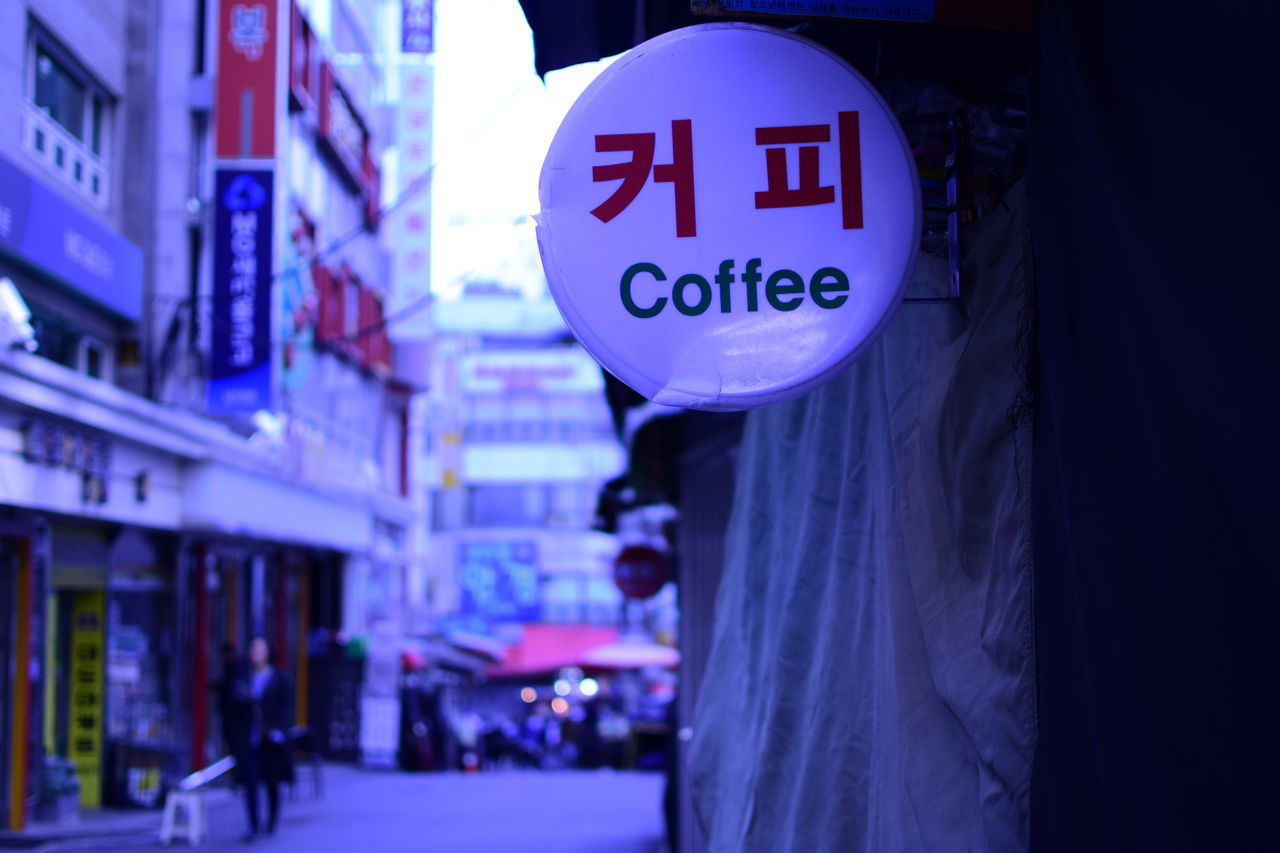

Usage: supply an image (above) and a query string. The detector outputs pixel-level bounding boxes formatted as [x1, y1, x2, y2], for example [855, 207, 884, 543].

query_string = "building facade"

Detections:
[1, 0, 425, 829]
[423, 294, 626, 658]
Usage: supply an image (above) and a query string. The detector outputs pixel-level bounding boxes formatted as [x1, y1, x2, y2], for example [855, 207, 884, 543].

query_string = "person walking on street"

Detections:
[236, 635, 293, 842]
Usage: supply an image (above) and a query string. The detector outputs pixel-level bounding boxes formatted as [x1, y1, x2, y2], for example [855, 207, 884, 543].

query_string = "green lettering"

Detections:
[714, 260, 735, 313]
[765, 269, 805, 312]
[742, 258, 762, 312]
[673, 273, 712, 316]
[809, 266, 850, 309]
[620, 262, 667, 318]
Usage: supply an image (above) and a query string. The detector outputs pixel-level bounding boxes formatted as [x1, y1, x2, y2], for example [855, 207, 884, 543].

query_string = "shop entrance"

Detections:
[201, 551, 257, 767]
[102, 529, 175, 809]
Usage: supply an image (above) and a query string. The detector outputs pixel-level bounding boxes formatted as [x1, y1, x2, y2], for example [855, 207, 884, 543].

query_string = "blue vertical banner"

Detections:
[209, 168, 275, 414]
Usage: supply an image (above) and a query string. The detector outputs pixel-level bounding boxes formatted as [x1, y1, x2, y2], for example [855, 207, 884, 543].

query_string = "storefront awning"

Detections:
[486, 624, 619, 679]
[580, 637, 679, 671]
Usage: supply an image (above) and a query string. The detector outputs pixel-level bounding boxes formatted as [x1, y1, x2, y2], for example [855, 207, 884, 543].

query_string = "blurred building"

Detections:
[0, 0, 428, 827]
[423, 284, 628, 669]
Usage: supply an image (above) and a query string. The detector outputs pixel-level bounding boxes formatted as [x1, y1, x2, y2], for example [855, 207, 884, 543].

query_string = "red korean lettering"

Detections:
[754, 123, 836, 208]
[592, 133, 655, 223]
[592, 119, 697, 238]
[753, 111, 863, 230]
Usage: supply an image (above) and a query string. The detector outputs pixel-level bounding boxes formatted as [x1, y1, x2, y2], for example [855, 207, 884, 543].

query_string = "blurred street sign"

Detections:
[402, 0, 435, 54]
[458, 541, 541, 623]
[613, 544, 669, 600]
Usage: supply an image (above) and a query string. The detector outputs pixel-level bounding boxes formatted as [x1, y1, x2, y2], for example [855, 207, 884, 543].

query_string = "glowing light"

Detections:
[579, 678, 599, 697]
[551, 697, 569, 715]
[520, 687, 537, 703]
[553, 679, 571, 696]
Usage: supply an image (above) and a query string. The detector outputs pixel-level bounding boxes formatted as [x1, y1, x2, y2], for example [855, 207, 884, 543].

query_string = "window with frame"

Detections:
[32, 42, 108, 152]
[25, 23, 112, 204]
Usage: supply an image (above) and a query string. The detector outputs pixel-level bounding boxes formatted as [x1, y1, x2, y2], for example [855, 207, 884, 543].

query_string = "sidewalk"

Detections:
[4, 765, 667, 852]
[0, 797, 178, 849]
[0, 763, 335, 851]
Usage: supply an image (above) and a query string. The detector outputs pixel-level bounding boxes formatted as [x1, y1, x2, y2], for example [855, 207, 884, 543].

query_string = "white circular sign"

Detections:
[537, 24, 920, 411]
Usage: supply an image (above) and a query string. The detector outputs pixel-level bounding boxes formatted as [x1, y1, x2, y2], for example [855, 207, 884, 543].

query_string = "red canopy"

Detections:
[486, 624, 620, 679]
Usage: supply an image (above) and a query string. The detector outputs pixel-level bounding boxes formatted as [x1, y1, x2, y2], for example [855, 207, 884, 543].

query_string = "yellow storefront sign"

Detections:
[69, 591, 105, 808]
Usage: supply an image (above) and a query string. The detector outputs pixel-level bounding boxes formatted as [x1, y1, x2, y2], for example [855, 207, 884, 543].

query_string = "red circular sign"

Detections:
[613, 545, 669, 600]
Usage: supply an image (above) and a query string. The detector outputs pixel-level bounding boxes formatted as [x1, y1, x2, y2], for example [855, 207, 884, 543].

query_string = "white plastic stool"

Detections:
[159, 755, 234, 847]
[159, 788, 205, 846]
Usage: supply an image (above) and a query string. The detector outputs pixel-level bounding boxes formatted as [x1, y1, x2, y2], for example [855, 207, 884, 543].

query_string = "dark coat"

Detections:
[255, 669, 294, 785]
[231, 668, 294, 785]
[216, 656, 252, 777]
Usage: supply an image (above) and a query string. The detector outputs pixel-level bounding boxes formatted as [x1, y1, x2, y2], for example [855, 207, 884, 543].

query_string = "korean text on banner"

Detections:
[209, 168, 275, 414]
[69, 592, 105, 808]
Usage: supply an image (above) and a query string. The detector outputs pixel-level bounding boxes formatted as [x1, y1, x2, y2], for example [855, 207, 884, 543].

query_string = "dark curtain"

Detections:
[1029, 3, 1280, 851]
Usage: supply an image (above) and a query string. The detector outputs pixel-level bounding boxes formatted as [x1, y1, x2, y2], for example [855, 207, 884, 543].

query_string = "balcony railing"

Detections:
[22, 102, 109, 210]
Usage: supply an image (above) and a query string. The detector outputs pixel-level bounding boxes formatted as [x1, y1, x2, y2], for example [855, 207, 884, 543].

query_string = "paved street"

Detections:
[44, 767, 666, 853]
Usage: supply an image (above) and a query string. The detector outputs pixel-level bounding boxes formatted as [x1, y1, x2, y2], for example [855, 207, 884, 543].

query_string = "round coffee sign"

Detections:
[537, 24, 920, 411]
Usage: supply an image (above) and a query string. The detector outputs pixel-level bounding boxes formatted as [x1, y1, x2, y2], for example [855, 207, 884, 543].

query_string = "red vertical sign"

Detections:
[216, 0, 279, 158]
